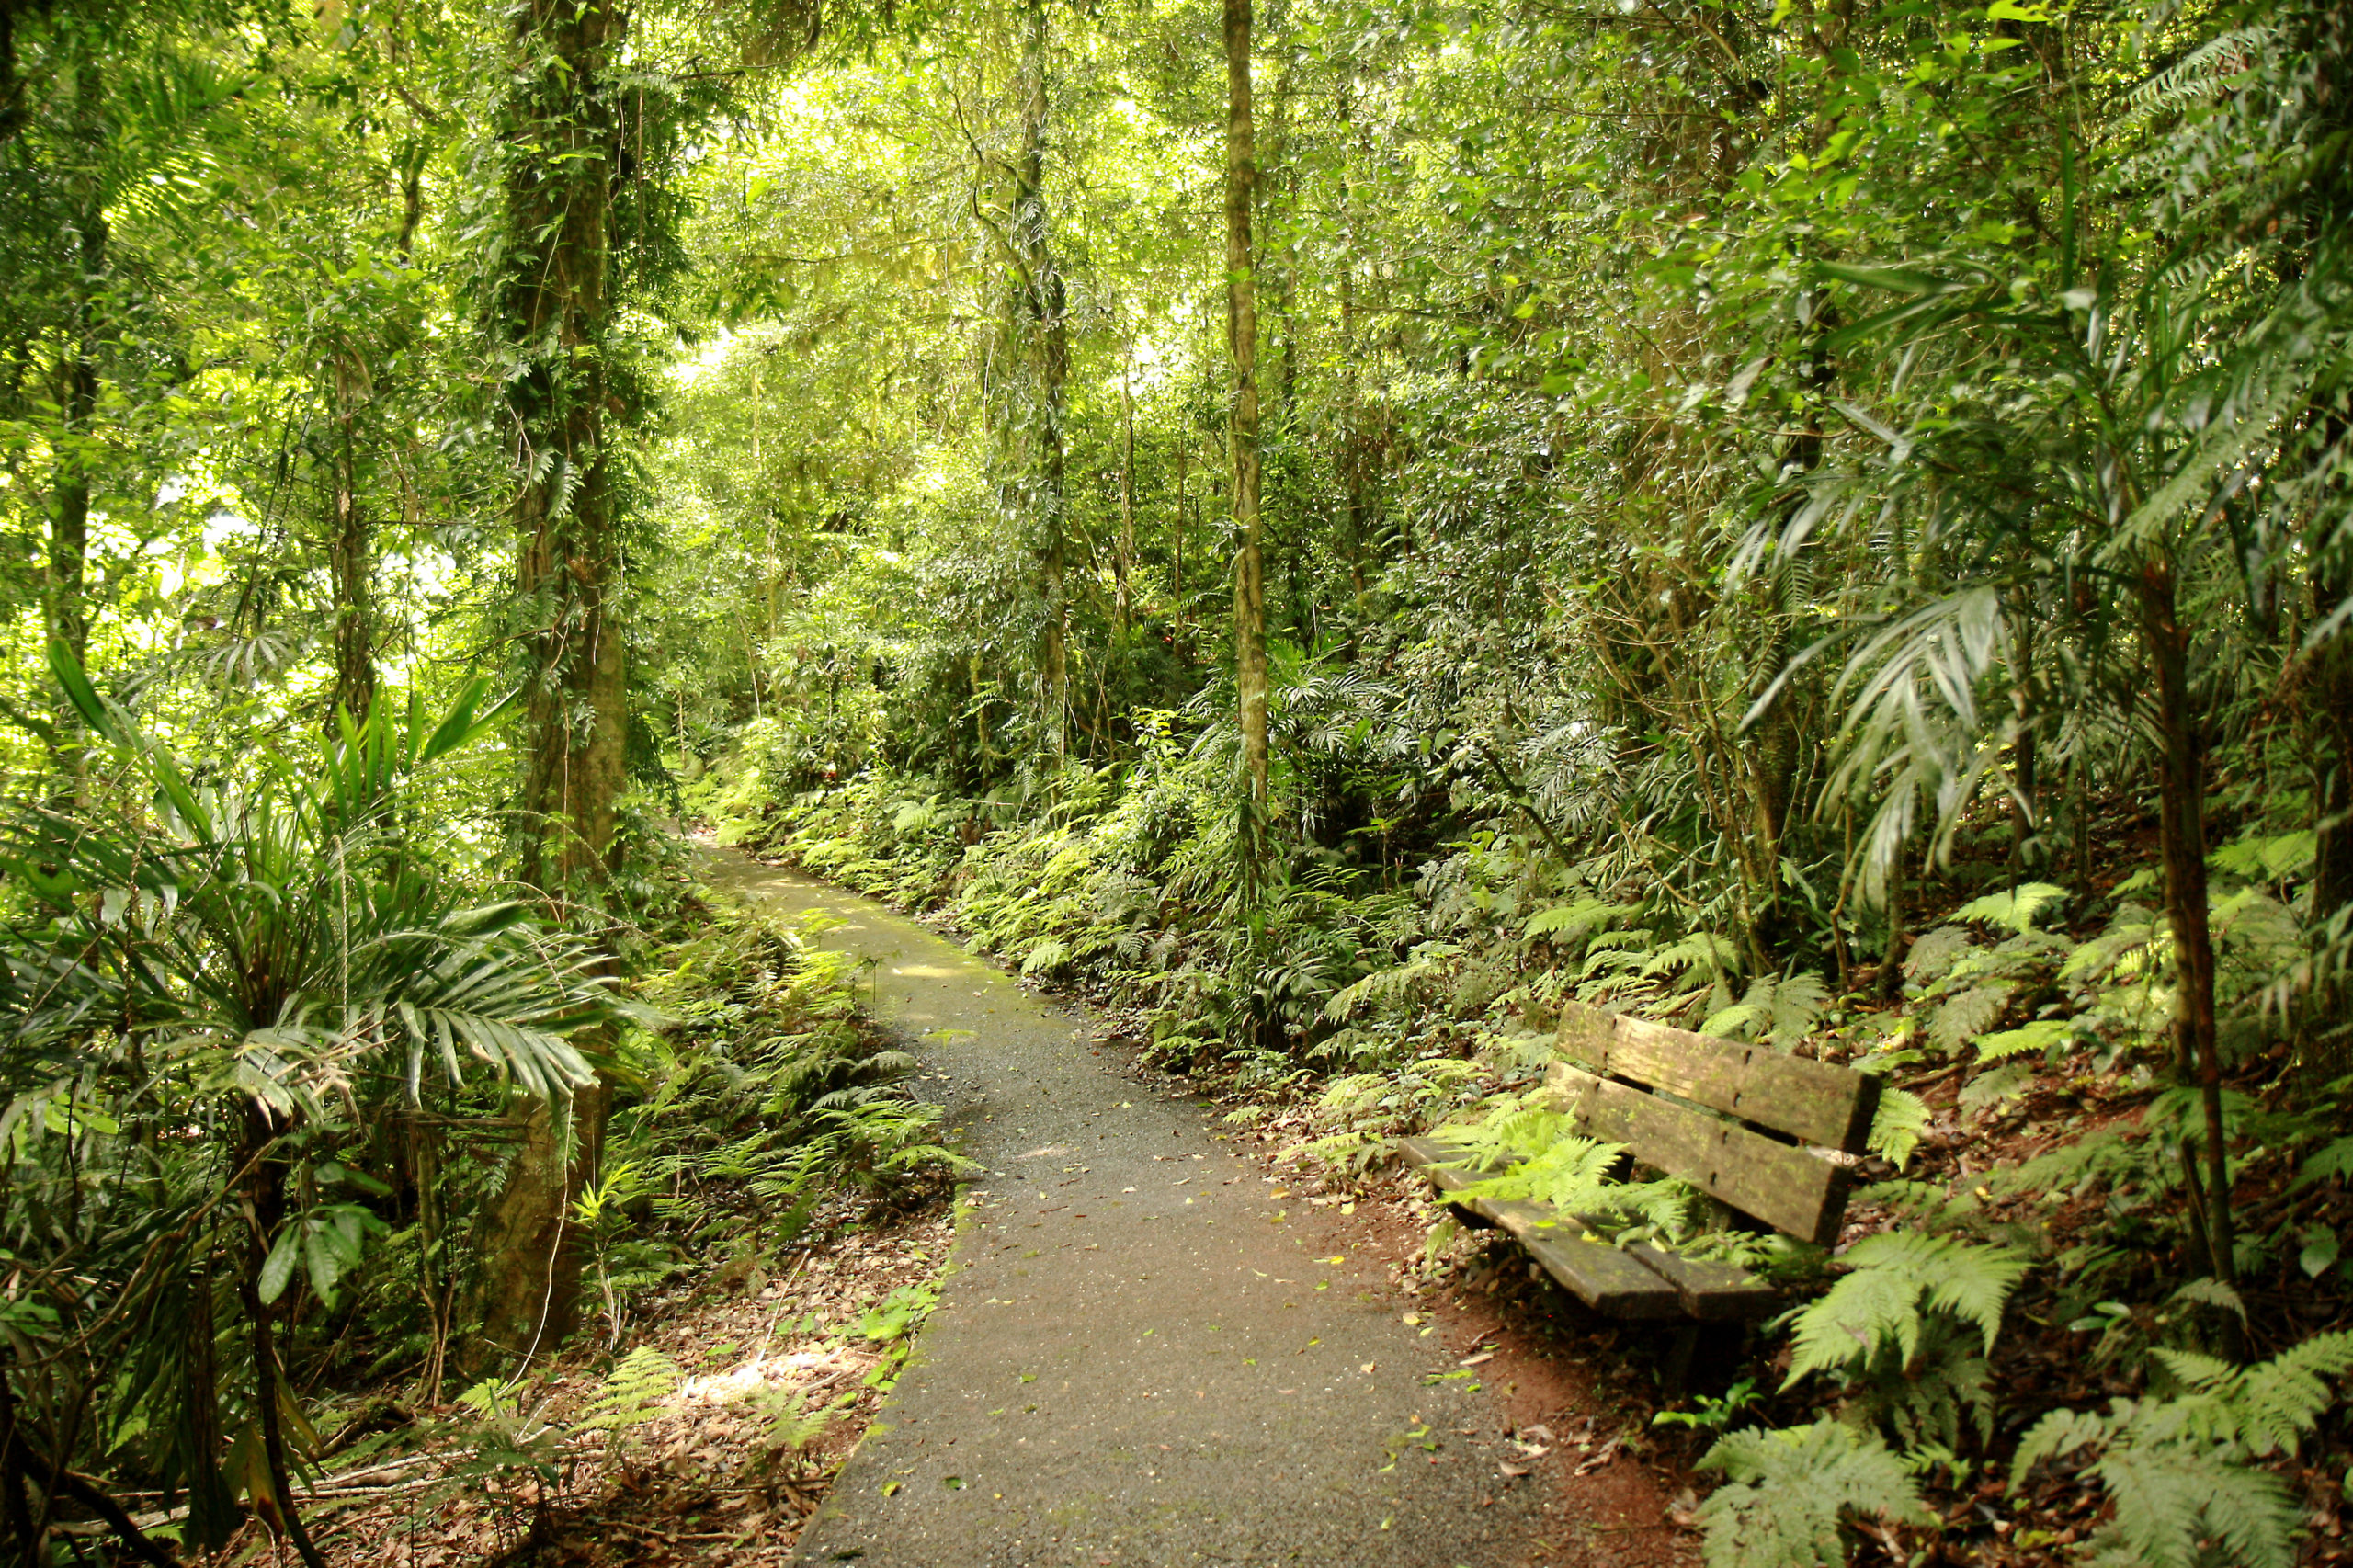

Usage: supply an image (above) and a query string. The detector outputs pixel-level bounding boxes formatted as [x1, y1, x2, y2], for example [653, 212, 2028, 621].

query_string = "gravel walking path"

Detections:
[702, 852, 1546, 1568]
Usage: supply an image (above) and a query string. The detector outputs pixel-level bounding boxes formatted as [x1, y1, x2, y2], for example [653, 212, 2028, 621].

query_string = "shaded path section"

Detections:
[700, 852, 1544, 1568]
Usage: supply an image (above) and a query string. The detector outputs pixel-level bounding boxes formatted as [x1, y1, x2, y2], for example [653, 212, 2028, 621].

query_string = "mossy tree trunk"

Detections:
[472, 0, 629, 1372]
[1224, 0, 1267, 826]
[1014, 0, 1068, 768]
[2140, 554, 2233, 1285]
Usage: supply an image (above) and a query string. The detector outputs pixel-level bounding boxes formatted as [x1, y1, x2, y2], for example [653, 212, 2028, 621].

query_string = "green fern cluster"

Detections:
[1431, 1096, 1699, 1239]
[1782, 1231, 2027, 1449]
[583, 910, 973, 1339]
[1692, 1226, 2030, 1565]
[2010, 1331, 2353, 1568]
[1699, 971, 1831, 1048]
[1696, 1419, 1934, 1568]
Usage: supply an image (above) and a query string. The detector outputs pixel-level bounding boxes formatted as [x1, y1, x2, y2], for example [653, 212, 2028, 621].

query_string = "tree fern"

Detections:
[1695, 1418, 1933, 1568]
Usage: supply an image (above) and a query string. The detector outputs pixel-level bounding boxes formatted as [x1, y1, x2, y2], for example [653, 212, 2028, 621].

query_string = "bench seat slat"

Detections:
[1541, 1063, 1855, 1245]
[1619, 1243, 1779, 1322]
[1398, 1136, 1764, 1321]
[1557, 1000, 1881, 1153]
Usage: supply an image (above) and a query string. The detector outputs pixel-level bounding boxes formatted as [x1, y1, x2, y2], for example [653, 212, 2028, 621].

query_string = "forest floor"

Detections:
[278, 1199, 955, 1568]
[241, 851, 1706, 1568]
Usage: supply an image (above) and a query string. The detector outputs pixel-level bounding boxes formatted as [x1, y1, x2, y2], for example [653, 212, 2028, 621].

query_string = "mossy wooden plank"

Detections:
[1554, 999, 1880, 1153]
[1618, 1243, 1779, 1321]
[1398, 1136, 1692, 1319]
[1488, 1201, 1685, 1319]
[1540, 1062, 1854, 1244]
[1400, 1135, 1502, 1228]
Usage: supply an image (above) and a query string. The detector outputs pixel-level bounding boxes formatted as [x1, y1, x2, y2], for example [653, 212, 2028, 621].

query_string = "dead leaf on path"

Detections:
[1574, 1436, 1622, 1476]
[1457, 1352, 1496, 1368]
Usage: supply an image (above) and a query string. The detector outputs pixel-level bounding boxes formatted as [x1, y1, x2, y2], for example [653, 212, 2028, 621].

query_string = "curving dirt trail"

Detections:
[701, 850, 1549, 1568]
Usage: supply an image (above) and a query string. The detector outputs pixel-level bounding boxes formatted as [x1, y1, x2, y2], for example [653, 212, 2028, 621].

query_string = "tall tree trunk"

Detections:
[1336, 85, 1368, 600]
[2009, 597, 2038, 874]
[1117, 360, 1134, 646]
[1224, 0, 1268, 821]
[47, 49, 105, 778]
[1015, 0, 1067, 769]
[1174, 430, 1188, 641]
[327, 355, 374, 727]
[236, 1103, 330, 1568]
[1741, 291, 1834, 962]
[474, 0, 627, 1370]
[2308, 426, 2353, 1078]
[178, 1266, 237, 1551]
[2141, 555, 2234, 1284]
[0, 0, 22, 146]
[1268, 46, 1295, 427]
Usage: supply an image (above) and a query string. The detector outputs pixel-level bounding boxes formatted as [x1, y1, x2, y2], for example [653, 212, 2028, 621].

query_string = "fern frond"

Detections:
[1866, 1086, 1931, 1169]
[1641, 930, 1738, 980]
[1972, 1017, 2073, 1062]
[2111, 26, 2275, 131]
[1928, 984, 2010, 1053]
[1018, 938, 1071, 976]
[751, 1383, 854, 1456]
[1429, 1095, 1572, 1168]
[2293, 1135, 2353, 1188]
[1785, 1232, 2026, 1388]
[2093, 1442, 2299, 1568]
[1952, 882, 2068, 935]
[2008, 1404, 2116, 1490]
[574, 1346, 682, 1435]
[1522, 898, 1634, 940]
[1695, 1419, 1933, 1568]
[2238, 1329, 2353, 1455]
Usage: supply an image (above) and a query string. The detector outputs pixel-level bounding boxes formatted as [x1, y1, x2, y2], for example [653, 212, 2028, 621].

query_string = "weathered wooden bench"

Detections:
[1401, 998, 1880, 1373]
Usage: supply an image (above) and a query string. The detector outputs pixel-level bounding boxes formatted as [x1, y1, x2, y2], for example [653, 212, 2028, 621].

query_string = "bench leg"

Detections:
[1660, 1325, 1701, 1398]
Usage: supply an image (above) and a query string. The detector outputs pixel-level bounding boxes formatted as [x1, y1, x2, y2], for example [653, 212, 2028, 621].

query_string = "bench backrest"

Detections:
[1540, 999, 1880, 1246]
